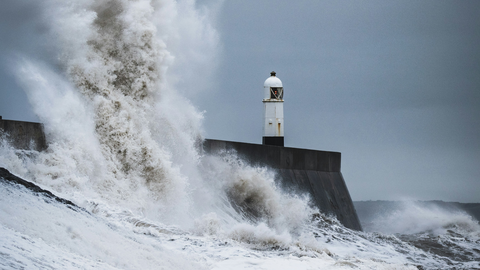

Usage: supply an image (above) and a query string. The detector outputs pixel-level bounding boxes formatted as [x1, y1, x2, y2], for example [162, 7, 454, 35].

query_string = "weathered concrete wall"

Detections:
[0, 119, 47, 151]
[204, 139, 362, 231]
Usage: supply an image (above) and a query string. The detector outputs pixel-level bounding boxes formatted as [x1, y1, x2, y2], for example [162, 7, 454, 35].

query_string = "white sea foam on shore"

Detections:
[1, 175, 423, 270]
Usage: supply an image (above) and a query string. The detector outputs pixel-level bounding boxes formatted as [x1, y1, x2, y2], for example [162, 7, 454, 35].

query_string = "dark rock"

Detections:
[0, 167, 83, 212]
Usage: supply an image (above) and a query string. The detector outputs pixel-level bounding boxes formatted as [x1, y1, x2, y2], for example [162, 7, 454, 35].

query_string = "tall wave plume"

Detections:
[11, 0, 218, 223]
[6, 0, 316, 237]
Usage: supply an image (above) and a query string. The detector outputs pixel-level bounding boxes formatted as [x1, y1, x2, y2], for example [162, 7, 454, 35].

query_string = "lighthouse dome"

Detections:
[264, 71, 283, 88]
[264, 71, 283, 100]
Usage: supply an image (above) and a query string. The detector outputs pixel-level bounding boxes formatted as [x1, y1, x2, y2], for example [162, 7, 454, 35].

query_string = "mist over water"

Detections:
[361, 201, 480, 235]
[1, 0, 479, 269]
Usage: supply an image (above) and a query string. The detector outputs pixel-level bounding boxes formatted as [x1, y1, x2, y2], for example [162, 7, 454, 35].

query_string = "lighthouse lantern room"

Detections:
[262, 71, 284, 147]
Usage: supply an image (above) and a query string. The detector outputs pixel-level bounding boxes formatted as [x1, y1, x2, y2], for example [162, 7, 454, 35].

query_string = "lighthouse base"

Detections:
[262, 136, 284, 147]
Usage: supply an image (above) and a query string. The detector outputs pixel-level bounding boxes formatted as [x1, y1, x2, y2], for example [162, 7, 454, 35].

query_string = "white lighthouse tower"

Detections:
[262, 71, 284, 146]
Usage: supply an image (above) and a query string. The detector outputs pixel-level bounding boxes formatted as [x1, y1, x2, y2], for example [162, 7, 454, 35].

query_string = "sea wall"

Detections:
[0, 119, 47, 151]
[0, 118, 362, 230]
[204, 139, 362, 231]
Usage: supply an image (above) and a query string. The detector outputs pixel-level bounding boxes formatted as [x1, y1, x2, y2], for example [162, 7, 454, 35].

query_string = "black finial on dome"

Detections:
[270, 71, 276, 77]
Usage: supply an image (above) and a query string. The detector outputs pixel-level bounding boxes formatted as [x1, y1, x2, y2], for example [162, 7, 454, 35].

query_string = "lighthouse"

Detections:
[262, 71, 284, 147]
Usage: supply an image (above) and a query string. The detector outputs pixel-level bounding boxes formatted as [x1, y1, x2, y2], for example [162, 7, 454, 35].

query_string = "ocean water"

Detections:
[1, 0, 479, 269]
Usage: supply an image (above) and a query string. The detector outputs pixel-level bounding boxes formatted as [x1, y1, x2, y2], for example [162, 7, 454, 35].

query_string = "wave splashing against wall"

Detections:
[12, 0, 211, 224]
[9, 0, 316, 236]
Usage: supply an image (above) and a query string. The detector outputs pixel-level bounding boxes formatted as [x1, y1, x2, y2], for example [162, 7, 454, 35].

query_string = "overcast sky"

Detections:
[1, 1, 479, 202]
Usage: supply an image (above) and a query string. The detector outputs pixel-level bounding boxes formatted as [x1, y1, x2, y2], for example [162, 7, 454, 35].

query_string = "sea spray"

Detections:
[12, 0, 210, 225]
[9, 0, 318, 238]
[2, 0, 480, 269]
[365, 200, 480, 235]
[199, 151, 315, 234]
[362, 201, 480, 265]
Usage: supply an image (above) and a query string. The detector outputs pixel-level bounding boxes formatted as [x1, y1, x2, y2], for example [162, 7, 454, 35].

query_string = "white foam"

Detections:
[0, 180, 421, 270]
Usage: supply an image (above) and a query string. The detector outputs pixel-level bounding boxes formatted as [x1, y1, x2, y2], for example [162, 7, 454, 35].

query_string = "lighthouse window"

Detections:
[270, 87, 283, 99]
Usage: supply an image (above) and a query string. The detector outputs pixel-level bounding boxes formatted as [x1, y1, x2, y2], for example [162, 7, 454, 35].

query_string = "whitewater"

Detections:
[1, 0, 479, 269]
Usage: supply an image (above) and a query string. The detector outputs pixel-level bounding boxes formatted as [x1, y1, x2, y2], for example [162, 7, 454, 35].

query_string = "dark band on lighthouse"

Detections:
[262, 71, 284, 147]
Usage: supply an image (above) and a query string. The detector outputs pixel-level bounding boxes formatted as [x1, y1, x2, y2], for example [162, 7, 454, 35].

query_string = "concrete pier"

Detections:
[0, 119, 47, 151]
[204, 139, 362, 231]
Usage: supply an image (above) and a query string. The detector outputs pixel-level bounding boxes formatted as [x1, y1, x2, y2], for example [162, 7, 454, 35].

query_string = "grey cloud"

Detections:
[199, 0, 480, 202]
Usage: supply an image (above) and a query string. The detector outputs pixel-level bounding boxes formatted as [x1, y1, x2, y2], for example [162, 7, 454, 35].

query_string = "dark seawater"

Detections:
[355, 201, 480, 269]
